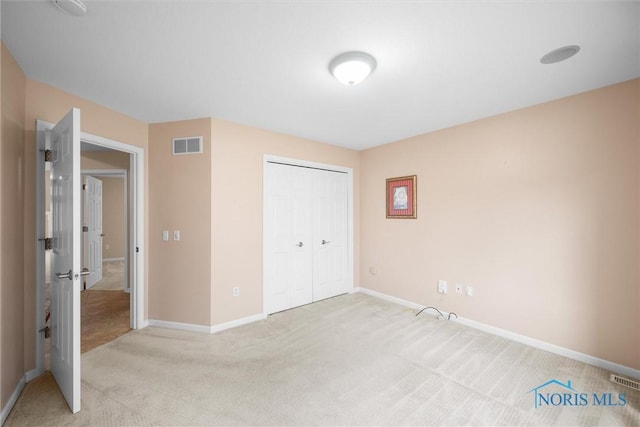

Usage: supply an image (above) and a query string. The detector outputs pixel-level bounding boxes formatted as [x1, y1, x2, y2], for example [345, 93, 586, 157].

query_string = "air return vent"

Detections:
[172, 136, 203, 155]
[610, 373, 640, 392]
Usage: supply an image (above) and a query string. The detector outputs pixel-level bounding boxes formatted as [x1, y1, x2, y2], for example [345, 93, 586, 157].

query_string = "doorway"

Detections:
[34, 122, 145, 377]
[81, 163, 131, 353]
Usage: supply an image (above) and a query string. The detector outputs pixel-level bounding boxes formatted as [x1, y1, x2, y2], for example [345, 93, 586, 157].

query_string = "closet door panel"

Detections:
[264, 163, 312, 314]
[313, 169, 349, 301]
[289, 167, 313, 308]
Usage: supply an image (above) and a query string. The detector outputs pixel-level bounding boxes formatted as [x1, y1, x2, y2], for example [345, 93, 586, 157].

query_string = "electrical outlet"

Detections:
[438, 280, 447, 294]
[466, 285, 474, 297]
[455, 283, 463, 294]
[173, 230, 181, 241]
[232, 287, 240, 297]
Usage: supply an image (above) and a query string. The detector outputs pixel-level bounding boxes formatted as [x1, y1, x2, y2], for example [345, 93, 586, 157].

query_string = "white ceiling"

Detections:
[2, 1, 639, 150]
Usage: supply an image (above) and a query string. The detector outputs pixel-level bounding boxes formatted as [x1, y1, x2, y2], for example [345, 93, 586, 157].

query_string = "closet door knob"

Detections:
[296, 242, 304, 247]
[322, 239, 331, 245]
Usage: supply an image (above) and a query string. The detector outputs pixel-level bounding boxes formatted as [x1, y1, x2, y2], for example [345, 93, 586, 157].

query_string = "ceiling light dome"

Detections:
[52, 0, 87, 17]
[329, 51, 376, 85]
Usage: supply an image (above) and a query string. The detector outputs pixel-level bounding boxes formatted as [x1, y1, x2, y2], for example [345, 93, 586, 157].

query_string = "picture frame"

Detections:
[386, 175, 417, 219]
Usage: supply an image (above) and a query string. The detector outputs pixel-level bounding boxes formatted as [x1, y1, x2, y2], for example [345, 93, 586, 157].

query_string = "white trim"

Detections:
[81, 169, 127, 176]
[147, 319, 212, 334]
[209, 313, 267, 334]
[25, 367, 42, 383]
[357, 287, 640, 380]
[35, 121, 48, 377]
[148, 313, 266, 335]
[264, 154, 353, 174]
[356, 287, 423, 310]
[1, 375, 26, 426]
[262, 154, 355, 315]
[102, 257, 125, 262]
[74, 131, 145, 329]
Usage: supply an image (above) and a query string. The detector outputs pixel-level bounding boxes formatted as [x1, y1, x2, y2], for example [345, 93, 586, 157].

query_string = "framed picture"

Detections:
[386, 175, 417, 219]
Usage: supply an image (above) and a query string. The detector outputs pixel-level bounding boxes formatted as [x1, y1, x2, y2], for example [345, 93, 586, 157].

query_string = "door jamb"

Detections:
[34, 120, 145, 378]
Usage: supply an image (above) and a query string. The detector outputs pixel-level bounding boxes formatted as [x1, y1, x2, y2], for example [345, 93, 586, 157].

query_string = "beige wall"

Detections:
[81, 151, 130, 260]
[100, 177, 126, 260]
[210, 119, 360, 325]
[23, 80, 149, 374]
[1, 43, 26, 410]
[360, 79, 640, 370]
[81, 151, 130, 170]
[148, 119, 212, 326]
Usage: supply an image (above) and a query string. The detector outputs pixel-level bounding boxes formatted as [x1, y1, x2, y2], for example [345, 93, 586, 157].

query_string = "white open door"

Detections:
[49, 108, 82, 413]
[83, 175, 103, 288]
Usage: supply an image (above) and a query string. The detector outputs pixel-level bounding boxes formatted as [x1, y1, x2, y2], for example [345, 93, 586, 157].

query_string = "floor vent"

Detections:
[610, 374, 640, 392]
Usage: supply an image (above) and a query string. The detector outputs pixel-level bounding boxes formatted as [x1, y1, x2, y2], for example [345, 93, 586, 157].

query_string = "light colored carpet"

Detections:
[6, 293, 639, 426]
[90, 260, 125, 291]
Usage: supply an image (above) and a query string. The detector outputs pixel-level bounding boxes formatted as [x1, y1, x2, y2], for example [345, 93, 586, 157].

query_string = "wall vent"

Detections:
[172, 136, 203, 155]
[610, 373, 640, 392]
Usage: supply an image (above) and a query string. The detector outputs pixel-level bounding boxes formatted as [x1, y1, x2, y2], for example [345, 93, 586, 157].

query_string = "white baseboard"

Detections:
[356, 287, 423, 310]
[146, 319, 212, 334]
[356, 286, 640, 380]
[25, 367, 43, 383]
[146, 313, 267, 335]
[209, 313, 267, 334]
[1, 375, 26, 426]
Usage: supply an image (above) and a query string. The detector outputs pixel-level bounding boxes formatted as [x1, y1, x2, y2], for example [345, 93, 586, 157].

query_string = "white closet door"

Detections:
[264, 162, 313, 314]
[264, 161, 349, 315]
[312, 169, 349, 301]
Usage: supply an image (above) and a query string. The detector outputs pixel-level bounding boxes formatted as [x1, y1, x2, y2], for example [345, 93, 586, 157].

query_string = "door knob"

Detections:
[56, 269, 73, 280]
[322, 239, 331, 245]
[296, 242, 304, 247]
[80, 268, 90, 276]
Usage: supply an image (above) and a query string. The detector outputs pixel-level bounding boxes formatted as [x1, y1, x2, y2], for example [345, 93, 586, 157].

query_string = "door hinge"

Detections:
[38, 237, 53, 250]
[136, 247, 139, 253]
[38, 326, 50, 338]
[44, 149, 53, 162]
[82, 184, 87, 190]
[82, 226, 89, 232]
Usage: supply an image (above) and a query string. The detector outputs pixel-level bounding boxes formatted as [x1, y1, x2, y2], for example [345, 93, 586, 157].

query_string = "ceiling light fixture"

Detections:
[540, 45, 580, 64]
[52, 0, 87, 17]
[329, 51, 376, 85]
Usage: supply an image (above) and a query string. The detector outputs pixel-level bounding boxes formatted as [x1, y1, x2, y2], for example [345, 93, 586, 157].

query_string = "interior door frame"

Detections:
[34, 121, 145, 378]
[262, 154, 354, 315]
[81, 169, 129, 292]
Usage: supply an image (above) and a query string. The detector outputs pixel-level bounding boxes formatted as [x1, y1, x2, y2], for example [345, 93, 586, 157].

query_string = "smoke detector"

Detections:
[52, 0, 87, 17]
